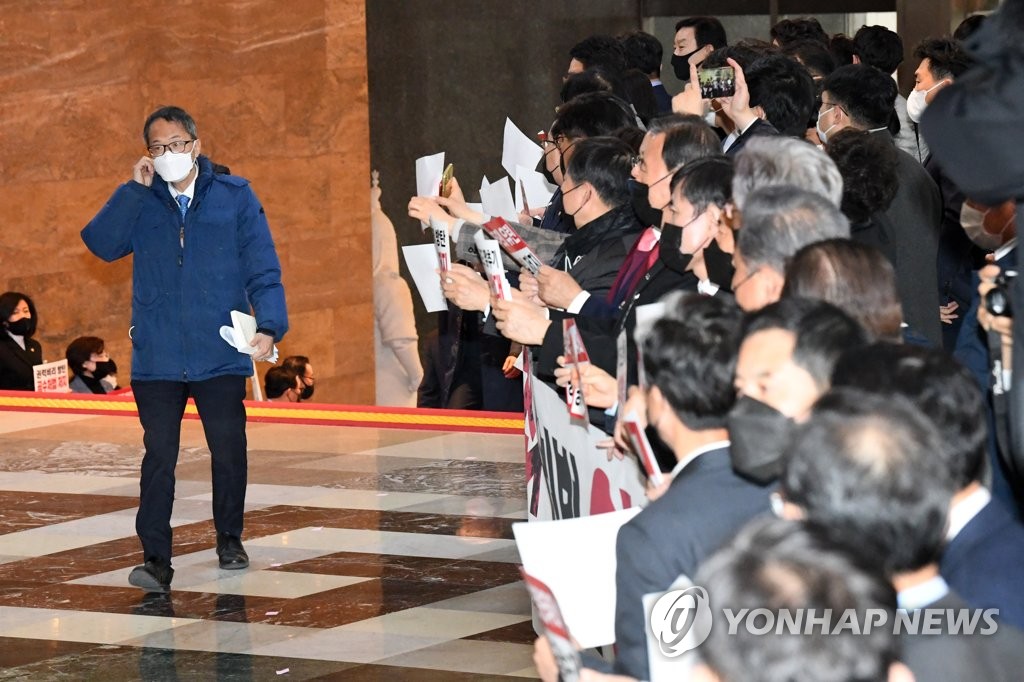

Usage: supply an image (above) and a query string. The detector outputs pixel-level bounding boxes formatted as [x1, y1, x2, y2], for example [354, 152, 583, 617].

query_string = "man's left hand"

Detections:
[250, 332, 275, 362]
[536, 265, 584, 309]
[493, 298, 551, 345]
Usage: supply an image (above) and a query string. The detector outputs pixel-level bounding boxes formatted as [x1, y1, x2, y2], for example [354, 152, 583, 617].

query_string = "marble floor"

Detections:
[0, 410, 537, 680]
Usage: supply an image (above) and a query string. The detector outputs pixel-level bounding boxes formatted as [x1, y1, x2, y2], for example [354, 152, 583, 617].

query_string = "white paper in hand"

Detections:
[414, 152, 446, 229]
[401, 244, 447, 313]
[516, 165, 557, 212]
[513, 507, 642, 648]
[502, 117, 544, 178]
[479, 176, 518, 224]
[219, 310, 279, 362]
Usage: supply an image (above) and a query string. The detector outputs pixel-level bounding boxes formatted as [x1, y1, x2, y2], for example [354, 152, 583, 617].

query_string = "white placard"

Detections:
[33, 359, 71, 393]
[502, 117, 544, 179]
[401, 244, 447, 313]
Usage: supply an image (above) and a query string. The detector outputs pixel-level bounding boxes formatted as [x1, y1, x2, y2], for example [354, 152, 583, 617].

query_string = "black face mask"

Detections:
[671, 52, 699, 81]
[300, 382, 314, 401]
[727, 396, 795, 485]
[704, 239, 735, 291]
[658, 223, 693, 275]
[92, 360, 117, 380]
[5, 318, 32, 337]
[629, 179, 662, 229]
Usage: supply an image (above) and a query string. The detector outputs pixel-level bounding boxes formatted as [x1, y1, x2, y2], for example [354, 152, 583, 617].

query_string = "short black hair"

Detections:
[565, 135, 634, 207]
[560, 68, 615, 103]
[65, 336, 105, 375]
[702, 42, 771, 71]
[782, 387, 957, 576]
[832, 343, 987, 489]
[821, 64, 897, 129]
[828, 33, 859, 67]
[642, 293, 742, 430]
[669, 155, 733, 216]
[660, 116, 721, 171]
[741, 297, 868, 389]
[569, 34, 627, 75]
[746, 54, 817, 137]
[619, 31, 663, 76]
[771, 18, 828, 47]
[0, 291, 37, 338]
[674, 16, 728, 50]
[551, 92, 637, 140]
[143, 105, 198, 145]
[954, 14, 987, 42]
[914, 37, 973, 79]
[697, 517, 899, 682]
[265, 366, 298, 400]
[853, 25, 904, 74]
[826, 127, 900, 223]
[780, 38, 837, 78]
[282, 355, 310, 375]
[616, 69, 657, 127]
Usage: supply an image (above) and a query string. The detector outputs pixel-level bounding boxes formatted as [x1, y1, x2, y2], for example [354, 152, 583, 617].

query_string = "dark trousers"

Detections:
[132, 374, 248, 563]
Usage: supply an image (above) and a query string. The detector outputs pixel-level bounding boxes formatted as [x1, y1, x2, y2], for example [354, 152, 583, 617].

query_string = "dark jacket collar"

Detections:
[555, 204, 642, 268]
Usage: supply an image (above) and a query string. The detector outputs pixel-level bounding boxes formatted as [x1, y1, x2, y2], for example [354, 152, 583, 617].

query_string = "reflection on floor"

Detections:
[0, 410, 537, 680]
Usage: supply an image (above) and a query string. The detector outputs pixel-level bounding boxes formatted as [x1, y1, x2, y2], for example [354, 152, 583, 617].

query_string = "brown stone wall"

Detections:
[0, 0, 373, 403]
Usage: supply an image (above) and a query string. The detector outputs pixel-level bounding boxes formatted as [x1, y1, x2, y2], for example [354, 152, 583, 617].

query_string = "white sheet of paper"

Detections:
[502, 117, 544, 179]
[643, 578, 703, 682]
[415, 152, 445, 198]
[218, 310, 279, 362]
[401, 244, 447, 313]
[480, 176, 518, 223]
[513, 506, 642, 648]
[516, 165, 557, 212]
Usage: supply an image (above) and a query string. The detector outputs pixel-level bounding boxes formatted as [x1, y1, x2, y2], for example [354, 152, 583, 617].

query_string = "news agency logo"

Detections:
[650, 586, 714, 657]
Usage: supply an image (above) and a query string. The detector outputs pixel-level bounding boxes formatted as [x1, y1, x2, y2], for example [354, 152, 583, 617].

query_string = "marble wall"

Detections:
[0, 0, 374, 404]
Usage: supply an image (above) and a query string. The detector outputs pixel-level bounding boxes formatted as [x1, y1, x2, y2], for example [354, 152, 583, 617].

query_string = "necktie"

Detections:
[176, 194, 190, 219]
[607, 228, 659, 304]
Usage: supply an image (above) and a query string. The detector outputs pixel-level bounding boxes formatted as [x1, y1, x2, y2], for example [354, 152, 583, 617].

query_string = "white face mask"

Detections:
[816, 107, 837, 144]
[153, 148, 196, 183]
[907, 81, 946, 123]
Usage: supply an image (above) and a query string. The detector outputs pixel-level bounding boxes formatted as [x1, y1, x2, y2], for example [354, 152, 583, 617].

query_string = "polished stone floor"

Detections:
[0, 410, 537, 680]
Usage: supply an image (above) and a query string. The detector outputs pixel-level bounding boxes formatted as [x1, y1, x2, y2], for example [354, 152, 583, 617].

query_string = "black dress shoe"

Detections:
[216, 533, 249, 570]
[128, 559, 174, 593]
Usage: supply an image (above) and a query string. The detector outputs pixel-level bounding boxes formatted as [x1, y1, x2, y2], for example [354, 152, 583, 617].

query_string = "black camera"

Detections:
[985, 270, 1018, 318]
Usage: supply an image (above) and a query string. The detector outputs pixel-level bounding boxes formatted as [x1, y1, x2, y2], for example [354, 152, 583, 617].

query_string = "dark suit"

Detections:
[723, 118, 778, 156]
[870, 130, 943, 347]
[941, 498, 1024, 629]
[0, 334, 43, 390]
[902, 588, 1024, 682]
[612, 446, 773, 680]
[652, 82, 673, 114]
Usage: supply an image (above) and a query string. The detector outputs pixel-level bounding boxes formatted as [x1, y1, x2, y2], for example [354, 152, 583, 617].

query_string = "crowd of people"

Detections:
[407, 8, 1024, 682]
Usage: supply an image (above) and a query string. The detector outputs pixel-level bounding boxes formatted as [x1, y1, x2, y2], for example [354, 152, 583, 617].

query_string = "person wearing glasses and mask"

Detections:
[65, 336, 119, 394]
[81, 106, 288, 594]
[0, 291, 43, 391]
[281, 355, 315, 401]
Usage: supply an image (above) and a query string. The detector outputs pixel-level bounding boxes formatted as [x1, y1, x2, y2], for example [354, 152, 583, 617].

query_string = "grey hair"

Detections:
[736, 185, 850, 274]
[732, 137, 843, 209]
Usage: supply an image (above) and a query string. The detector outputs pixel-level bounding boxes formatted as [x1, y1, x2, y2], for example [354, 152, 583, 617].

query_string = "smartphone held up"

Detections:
[698, 66, 735, 99]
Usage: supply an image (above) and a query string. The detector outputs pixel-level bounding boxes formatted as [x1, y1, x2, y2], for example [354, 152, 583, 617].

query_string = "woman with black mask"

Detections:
[0, 291, 43, 391]
[66, 336, 120, 394]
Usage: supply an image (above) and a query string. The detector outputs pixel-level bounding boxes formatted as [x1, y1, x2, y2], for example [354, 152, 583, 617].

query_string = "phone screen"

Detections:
[698, 66, 736, 99]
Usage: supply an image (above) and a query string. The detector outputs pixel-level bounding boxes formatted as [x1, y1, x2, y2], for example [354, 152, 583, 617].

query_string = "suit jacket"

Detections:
[941, 499, 1024, 629]
[902, 589, 1024, 682]
[652, 82, 673, 114]
[613, 446, 773, 680]
[870, 130, 943, 347]
[0, 334, 43, 390]
[724, 118, 778, 156]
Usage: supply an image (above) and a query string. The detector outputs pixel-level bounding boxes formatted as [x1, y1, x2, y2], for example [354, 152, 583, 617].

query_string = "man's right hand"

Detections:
[133, 157, 155, 187]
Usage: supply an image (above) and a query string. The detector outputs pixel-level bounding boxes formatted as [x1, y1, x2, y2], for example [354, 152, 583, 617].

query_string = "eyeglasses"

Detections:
[148, 139, 196, 157]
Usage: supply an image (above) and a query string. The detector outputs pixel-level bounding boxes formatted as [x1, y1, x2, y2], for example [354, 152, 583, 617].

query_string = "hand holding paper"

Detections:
[440, 263, 490, 312]
[537, 265, 585, 309]
[219, 311, 279, 363]
[492, 298, 551, 345]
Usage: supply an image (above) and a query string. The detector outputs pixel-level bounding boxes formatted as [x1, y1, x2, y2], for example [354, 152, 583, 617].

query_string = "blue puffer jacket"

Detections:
[81, 156, 288, 382]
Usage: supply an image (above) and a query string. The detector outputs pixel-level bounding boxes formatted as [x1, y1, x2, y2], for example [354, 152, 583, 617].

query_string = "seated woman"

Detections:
[65, 336, 119, 394]
[0, 291, 42, 391]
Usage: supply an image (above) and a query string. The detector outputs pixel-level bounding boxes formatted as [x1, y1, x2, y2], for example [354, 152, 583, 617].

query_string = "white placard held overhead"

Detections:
[479, 176, 518, 224]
